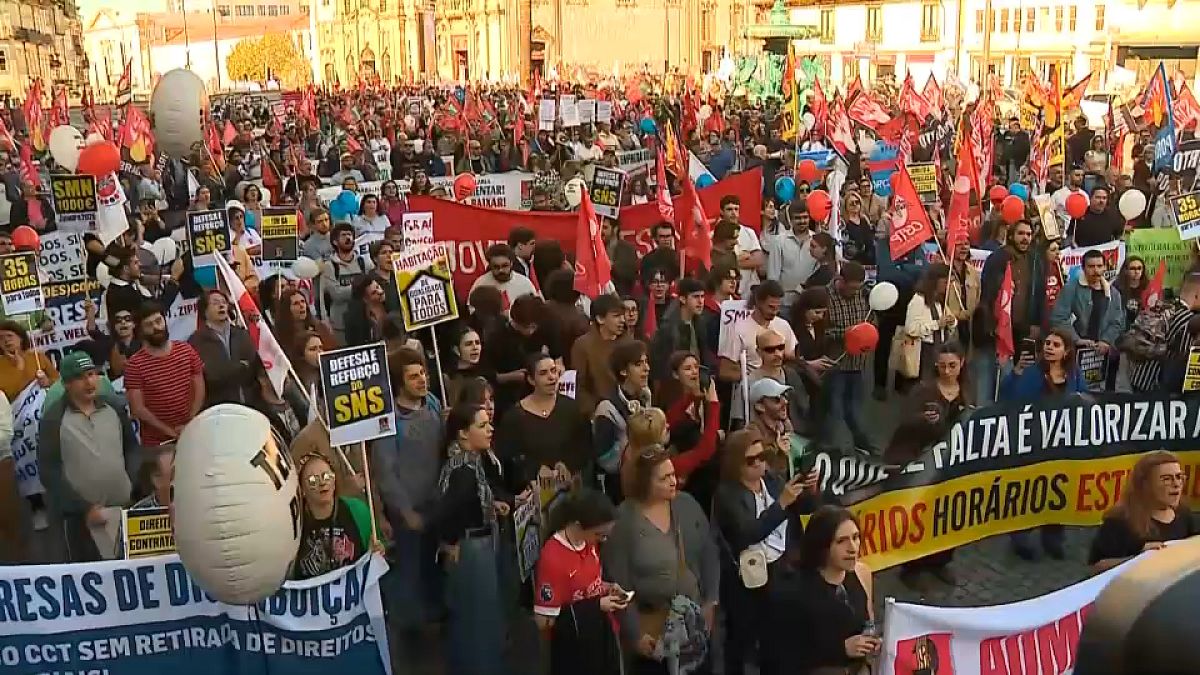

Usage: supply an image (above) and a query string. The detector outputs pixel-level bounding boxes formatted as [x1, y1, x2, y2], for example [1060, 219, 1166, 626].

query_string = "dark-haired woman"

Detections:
[344, 276, 389, 346]
[444, 326, 496, 407]
[886, 341, 971, 590]
[904, 263, 957, 380]
[494, 354, 591, 489]
[365, 239, 402, 312]
[435, 403, 509, 675]
[802, 232, 838, 289]
[713, 429, 816, 675]
[765, 505, 878, 674]
[1089, 450, 1198, 573]
[535, 489, 625, 675]
[273, 288, 337, 350]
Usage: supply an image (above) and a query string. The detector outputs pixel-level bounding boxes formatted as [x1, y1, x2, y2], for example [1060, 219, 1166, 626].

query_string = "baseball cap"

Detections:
[748, 378, 792, 405]
[60, 351, 99, 381]
[226, 199, 245, 214]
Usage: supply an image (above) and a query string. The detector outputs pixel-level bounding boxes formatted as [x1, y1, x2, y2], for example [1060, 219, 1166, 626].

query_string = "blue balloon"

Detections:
[1009, 182, 1030, 201]
[639, 117, 657, 134]
[695, 174, 717, 189]
[775, 176, 796, 202]
[329, 190, 359, 222]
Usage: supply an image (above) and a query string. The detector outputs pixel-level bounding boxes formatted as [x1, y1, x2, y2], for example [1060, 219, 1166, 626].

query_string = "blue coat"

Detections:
[1000, 364, 1087, 401]
[1050, 274, 1126, 345]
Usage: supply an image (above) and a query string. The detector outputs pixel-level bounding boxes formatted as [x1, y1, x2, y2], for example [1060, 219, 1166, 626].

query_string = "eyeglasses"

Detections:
[1160, 473, 1186, 484]
[744, 453, 767, 466]
[761, 344, 786, 354]
[304, 471, 335, 488]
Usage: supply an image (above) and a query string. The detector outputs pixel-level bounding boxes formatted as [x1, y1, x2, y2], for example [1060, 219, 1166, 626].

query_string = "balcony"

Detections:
[12, 28, 54, 46]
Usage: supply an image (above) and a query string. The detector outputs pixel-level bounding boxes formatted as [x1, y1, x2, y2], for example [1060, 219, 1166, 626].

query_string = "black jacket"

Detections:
[546, 596, 622, 675]
[649, 303, 712, 382]
[712, 474, 813, 566]
[974, 246, 1045, 348]
[188, 323, 259, 407]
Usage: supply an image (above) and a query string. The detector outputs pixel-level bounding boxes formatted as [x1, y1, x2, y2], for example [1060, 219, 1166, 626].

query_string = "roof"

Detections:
[137, 12, 308, 46]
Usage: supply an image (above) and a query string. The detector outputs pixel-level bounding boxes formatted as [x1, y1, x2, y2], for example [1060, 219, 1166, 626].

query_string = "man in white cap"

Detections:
[745, 378, 795, 476]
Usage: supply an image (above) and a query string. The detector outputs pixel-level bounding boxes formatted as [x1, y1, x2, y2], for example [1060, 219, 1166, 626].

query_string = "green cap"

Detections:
[60, 351, 98, 381]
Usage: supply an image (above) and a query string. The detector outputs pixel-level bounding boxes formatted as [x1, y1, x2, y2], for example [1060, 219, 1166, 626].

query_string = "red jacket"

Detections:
[665, 395, 720, 480]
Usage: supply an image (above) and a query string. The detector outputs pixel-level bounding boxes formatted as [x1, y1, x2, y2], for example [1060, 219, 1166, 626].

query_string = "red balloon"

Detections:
[452, 173, 477, 201]
[1000, 195, 1025, 224]
[797, 159, 819, 183]
[76, 141, 121, 177]
[844, 322, 880, 356]
[988, 185, 1009, 203]
[807, 190, 831, 220]
[11, 225, 39, 251]
[1065, 192, 1089, 219]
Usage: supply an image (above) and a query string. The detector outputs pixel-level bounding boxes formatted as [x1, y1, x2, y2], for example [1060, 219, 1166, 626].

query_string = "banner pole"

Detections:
[358, 440, 380, 550]
[430, 326, 446, 408]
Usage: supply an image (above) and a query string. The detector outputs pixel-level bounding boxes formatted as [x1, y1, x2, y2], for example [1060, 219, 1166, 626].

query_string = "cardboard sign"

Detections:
[1034, 193, 1061, 241]
[578, 99, 596, 124]
[50, 174, 98, 231]
[122, 507, 175, 559]
[590, 166, 625, 219]
[393, 242, 460, 332]
[538, 98, 557, 131]
[1077, 347, 1106, 392]
[596, 101, 613, 124]
[0, 251, 44, 317]
[717, 298, 753, 357]
[318, 342, 396, 447]
[259, 208, 299, 262]
[908, 163, 937, 203]
[1184, 347, 1200, 392]
[37, 231, 86, 283]
[1169, 191, 1200, 240]
[560, 95, 579, 127]
[186, 209, 231, 268]
[401, 211, 434, 249]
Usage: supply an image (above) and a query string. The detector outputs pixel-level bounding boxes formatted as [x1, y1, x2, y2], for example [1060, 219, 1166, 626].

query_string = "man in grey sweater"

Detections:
[318, 222, 369, 343]
[39, 352, 139, 562]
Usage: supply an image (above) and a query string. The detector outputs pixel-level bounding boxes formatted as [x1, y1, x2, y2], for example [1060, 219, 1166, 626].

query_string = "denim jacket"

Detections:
[1050, 274, 1126, 345]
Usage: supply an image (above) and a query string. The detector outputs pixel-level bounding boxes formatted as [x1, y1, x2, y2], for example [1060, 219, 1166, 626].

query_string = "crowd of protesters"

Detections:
[0, 69, 1195, 675]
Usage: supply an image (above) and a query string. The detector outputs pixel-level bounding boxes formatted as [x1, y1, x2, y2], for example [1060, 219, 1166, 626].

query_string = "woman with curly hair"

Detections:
[273, 288, 336, 350]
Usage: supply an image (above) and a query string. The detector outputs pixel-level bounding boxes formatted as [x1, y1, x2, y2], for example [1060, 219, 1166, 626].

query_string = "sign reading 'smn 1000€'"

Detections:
[393, 242, 460, 332]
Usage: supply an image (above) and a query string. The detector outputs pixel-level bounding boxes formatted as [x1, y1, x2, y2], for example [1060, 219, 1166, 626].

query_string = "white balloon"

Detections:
[954, 176, 971, 194]
[564, 177, 586, 208]
[151, 237, 178, 265]
[802, 112, 816, 129]
[95, 264, 112, 288]
[174, 405, 300, 605]
[698, 104, 713, 122]
[150, 69, 210, 158]
[1118, 189, 1147, 220]
[47, 125, 84, 172]
[291, 256, 320, 280]
[869, 281, 899, 312]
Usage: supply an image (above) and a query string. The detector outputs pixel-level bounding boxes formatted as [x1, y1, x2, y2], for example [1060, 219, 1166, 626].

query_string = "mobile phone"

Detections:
[622, 590, 635, 603]
[796, 448, 818, 476]
[1018, 337, 1037, 361]
[698, 365, 712, 391]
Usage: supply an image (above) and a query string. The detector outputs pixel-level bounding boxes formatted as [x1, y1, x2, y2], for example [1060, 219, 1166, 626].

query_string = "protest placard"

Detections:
[1034, 193, 1061, 240]
[259, 208, 299, 262]
[319, 342, 396, 447]
[513, 498, 540, 581]
[908, 162, 937, 203]
[590, 166, 625, 219]
[578, 99, 596, 124]
[538, 98, 557, 131]
[1169, 190, 1200, 240]
[559, 95, 579, 126]
[557, 369, 577, 398]
[401, 211, 434, 248]
[37, 231, 86, 283]
[186, 209, 231, 267]
[0, 251, 44, 316]
[1184, 347, 1200, 392]
[50, 174, 98, 231]
[1076, 346, 1106, 392]
[122, 507, 175, 559]
[393, 242, 460, 332]
[596, 100, 613, 124]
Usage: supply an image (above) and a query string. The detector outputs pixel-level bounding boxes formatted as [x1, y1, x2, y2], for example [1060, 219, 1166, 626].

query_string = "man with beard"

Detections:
[469, 243, 537, 313]
[318, 222, 370, 344]
[189, 289, 258, 407]
[124, 302, 205, 449]
[1074, 186, 1126, 247]
[39, 351, 139, 562]
[973, 220, 1045, 404]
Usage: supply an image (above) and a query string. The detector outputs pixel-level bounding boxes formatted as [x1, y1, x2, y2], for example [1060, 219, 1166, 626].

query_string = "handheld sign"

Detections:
[187, 209, 231, 267]
[38, 231, 87, 283]
[908, 163, 937, 203]
[319, 342, 397, 447]
[1170, 191, 1200, 240]
[122, 506, 175, 559]
[259, 208, 299, 262]
[393, 242, 460, 332]
[401, 211, 434, 249]
[1183, 347, 1200, 392]
[591, 166, 625, 219]
[0, 251, 44, 317]
[1077, 347, 1106, 392]
[50, 174, 99, 232]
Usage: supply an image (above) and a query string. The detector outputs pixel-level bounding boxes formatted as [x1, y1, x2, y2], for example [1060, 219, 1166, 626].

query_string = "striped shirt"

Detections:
[826, 281, 873, 371]
[1129, 302, 1195, 392]
[124, 341, 204, 446]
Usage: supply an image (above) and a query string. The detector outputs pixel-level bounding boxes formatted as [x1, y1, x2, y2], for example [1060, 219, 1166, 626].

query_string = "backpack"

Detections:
[1118, 301, 1175, 361]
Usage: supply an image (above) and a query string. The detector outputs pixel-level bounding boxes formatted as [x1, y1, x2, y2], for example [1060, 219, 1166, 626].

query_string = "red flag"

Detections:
[1143, 259, 1167, 309]
[222, 120, 237, 146]
[1062, 73, 1093, 111]
[922, 75, 943, 119]
[810, 79, 829, 136]
[115, 60, 132, 106]
[1174, 83, 1200, 131]
[513, 115, 527, 166]
[845, 74, 863, 102]
[995, 263, 1015, 362]
[49, 85, 69, 128]
[945, 129, 978, 247]
[213, 251, 290, 395]
[19, 141, 39, 188]
[0, 114, 16, 152]
[847, 93, 892, 130]
[22, 80, 44, 153]
[345, 133, 363, 154]
[261, 157, 281, 195]
[826, 95, 855, 158]
[888, 164, 935, 261]
[676, 174, 712, 270]
[897, 73, 928, 121]
[655, 147, 674, 224]
[643, 294, 658, 341]
[573, 190, 612, 298]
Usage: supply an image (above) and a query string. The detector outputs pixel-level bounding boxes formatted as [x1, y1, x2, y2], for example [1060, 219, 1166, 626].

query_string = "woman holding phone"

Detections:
[713, 429, 817, 675]
[1001, 328, 1086, 561]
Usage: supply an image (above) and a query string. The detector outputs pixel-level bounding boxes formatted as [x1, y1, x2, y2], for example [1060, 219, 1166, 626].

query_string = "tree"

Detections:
[225, 34, 311, 89]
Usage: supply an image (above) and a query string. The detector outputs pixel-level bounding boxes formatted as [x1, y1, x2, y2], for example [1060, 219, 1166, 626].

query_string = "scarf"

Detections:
[438, 442, 496, 526]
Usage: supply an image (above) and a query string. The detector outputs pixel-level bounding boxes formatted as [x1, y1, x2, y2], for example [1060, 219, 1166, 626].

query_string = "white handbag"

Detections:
[738, 547, 769, 588]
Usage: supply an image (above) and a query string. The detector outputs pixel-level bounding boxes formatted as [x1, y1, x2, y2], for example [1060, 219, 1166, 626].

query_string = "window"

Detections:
[217, 4, 229, 15]
[701, 9, 714, 43]
[300, 5, 308, 13]
[1055, 6, 1063, 31]
[281, 4, 290, 13]
[1069, 5, 1076, 30]
[975, 9, 984, 32]
[0, 49, 7, 72]
[1000, 9, 1008, 32]
[1012, 9, 1020, 32]
[991, 9, 998, 32]
[235, 4, 252, 15]
[1026, 8, 1035, 31]
[866, 5, 882, 42]
[844, 56, 858, 83]
[257, 4, 266, 15]
[820, 8, 834, 44]
[920, 2, 938, 41]
[1095, 5, 1104, 29]
[267, 4, 278, 14]
[343, 0, 352, 12]
[378, 0, 386, 11]
[1040, 6, 1049, 30]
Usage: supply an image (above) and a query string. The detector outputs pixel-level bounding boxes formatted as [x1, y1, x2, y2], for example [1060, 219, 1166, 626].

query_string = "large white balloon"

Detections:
[47, 125, 84, 172]
[151, 237, 178, 265]
[869, 281, 899, 312]
[291, 256, 320, 280]
[1118, 189, 1147, 220]
[150, 69, 210, 158]
[174, 405, 300, 605]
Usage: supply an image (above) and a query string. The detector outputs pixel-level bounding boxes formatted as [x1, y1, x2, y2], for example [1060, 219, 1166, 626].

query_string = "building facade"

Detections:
[0, 0, 87, 100]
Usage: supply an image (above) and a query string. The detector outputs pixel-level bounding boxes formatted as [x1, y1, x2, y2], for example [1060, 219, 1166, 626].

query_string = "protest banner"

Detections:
[401, 211, 434, 248]
[0, 553, 392, 675]
[1127, 227, 1194, 293]
[34, 292, 197, 370]
[123, 507, 176, 559]
[880, 555, 1132, 675]
[1169, 190, 1200, 240]
[393, 242, 460, 332]
[319, 343, 396, 447]
[1076, 347, 1106, 392]
[260, 208, 299, 262]
[0, 251, 44, 317]
[908, 162, 937, 203]
[38, 231, 87, 283]
[428, 171, 535, 210]
[617, 148, 654, 181]
[11, 380, 45, 497]
[808, 392, 1200, 570]
[1183, 347, 1200, 392]
[590, 166, 625, 219]
[187, 209, 231, 268]
[513, 497, 540, 582]
[50, 174, 99, 231]
[1060, 239, 1125, 281]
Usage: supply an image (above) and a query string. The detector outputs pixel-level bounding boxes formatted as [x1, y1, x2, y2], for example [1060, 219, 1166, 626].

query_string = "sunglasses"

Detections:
[744, 453, 767, 466]
[304, 471, 335, 488]
[761, 344, 786, 354]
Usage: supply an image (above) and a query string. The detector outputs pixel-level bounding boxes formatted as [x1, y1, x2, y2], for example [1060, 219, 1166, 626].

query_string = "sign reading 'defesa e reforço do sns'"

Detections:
[393, 242, 460, 332]
[186, 209, 232, 268]
[319, 342, 396, 447]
